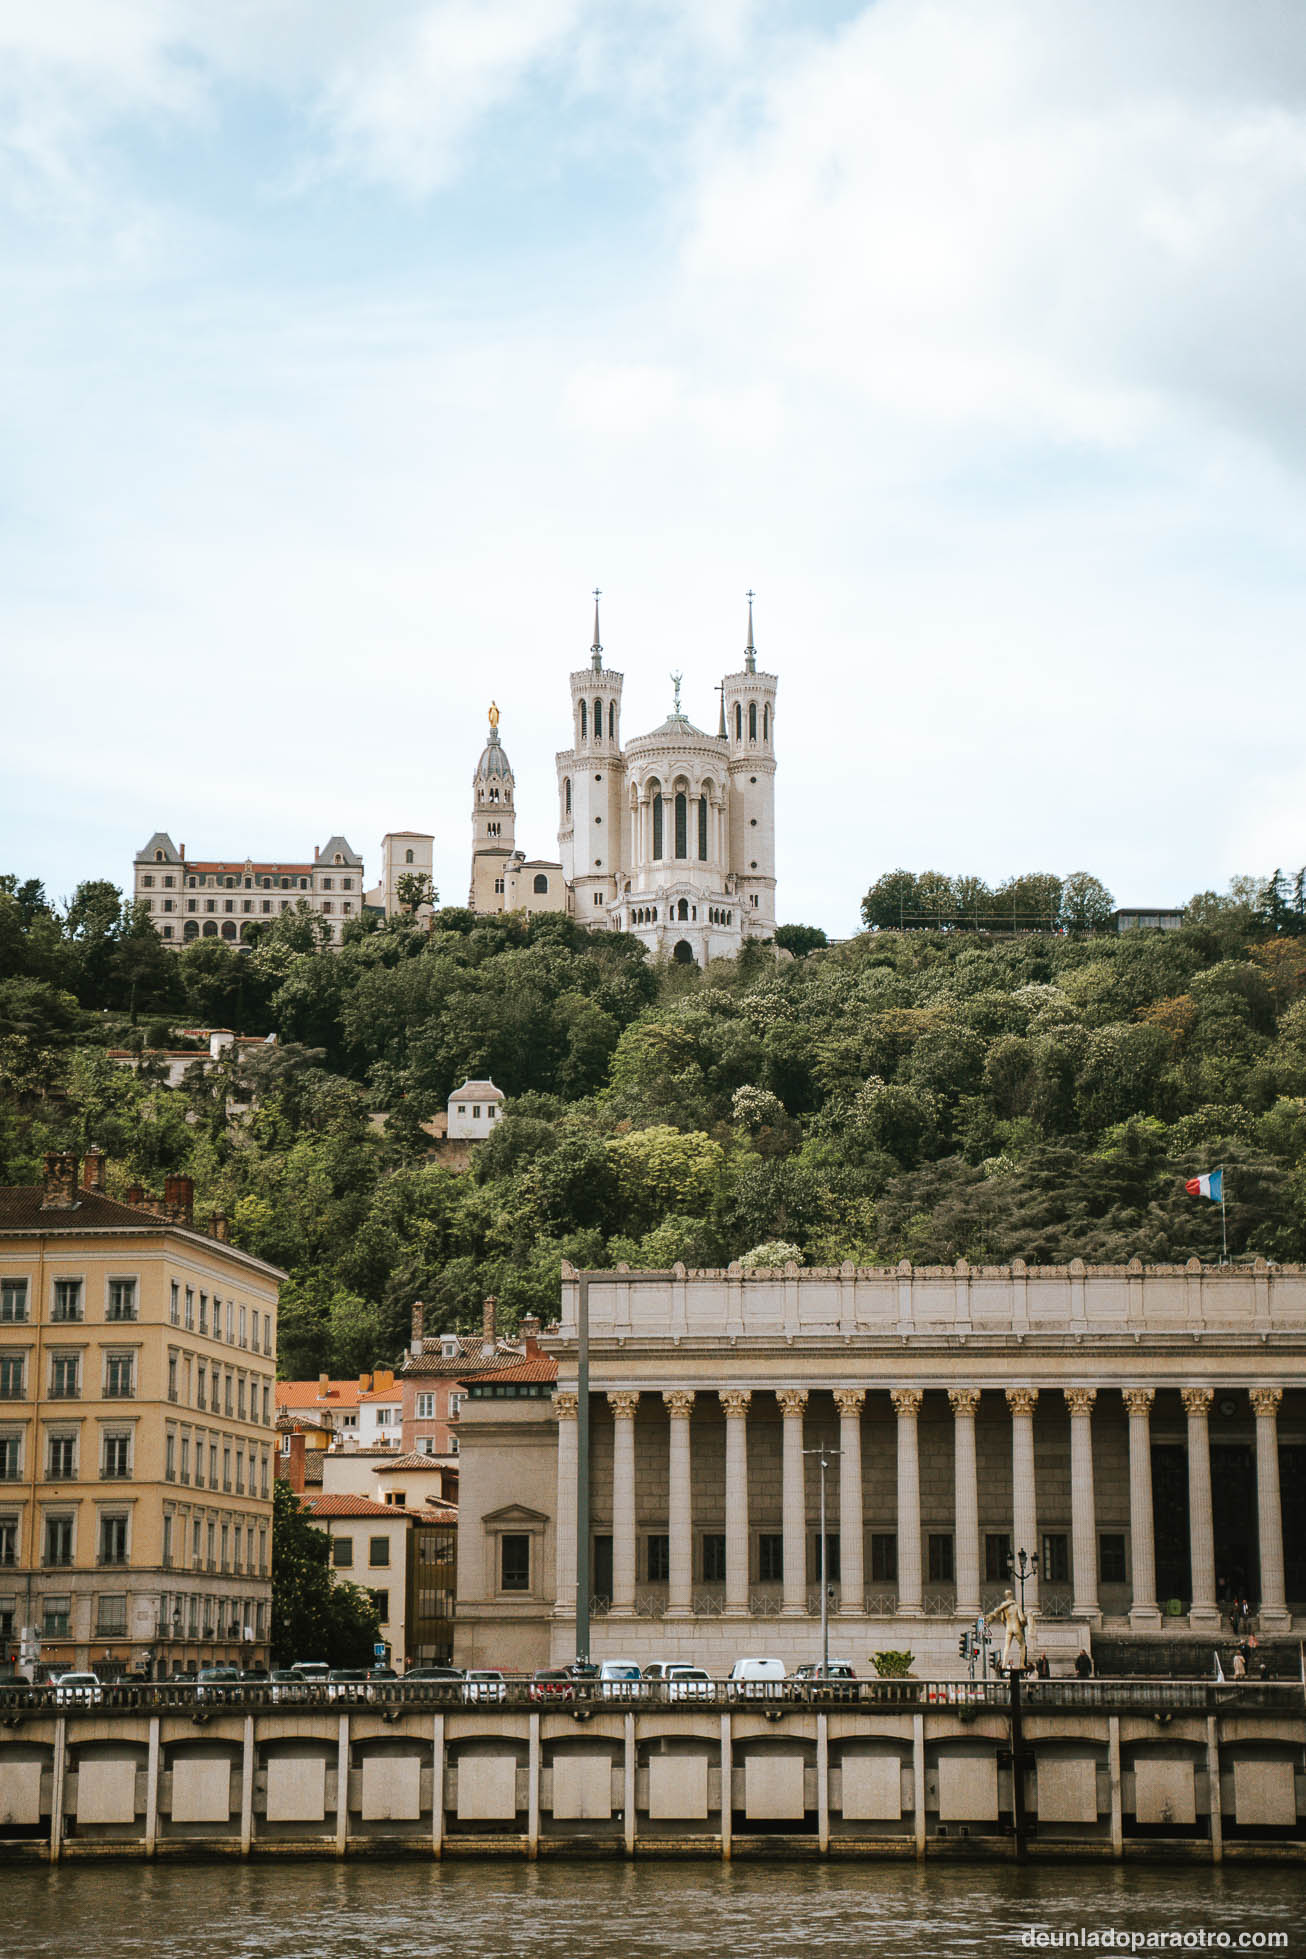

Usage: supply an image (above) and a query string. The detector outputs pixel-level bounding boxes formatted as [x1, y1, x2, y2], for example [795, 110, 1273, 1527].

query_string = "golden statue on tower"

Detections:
[488, 701, 500, 729]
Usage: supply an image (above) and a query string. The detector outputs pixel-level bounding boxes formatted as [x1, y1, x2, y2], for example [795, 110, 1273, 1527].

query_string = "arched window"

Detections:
[674, 792, 688, 859]
[533, 873, 549, 895]
[183, 920, 198, 941]
[594, 699, 603, 740]
[154, 849, 164, 862]
[405, 848, 414, 863]
[734, 702, 742, 740]
[652, 793, 663, 859]
[580, 699, 587, 739]
[749, 701, 758, 740]
[564, 778, 572, 816]
[202, 921, 217, 937]
[763, 704, 770, 740]
[221, 921, 237, 940]
[698, 795, 708, 860]
[678, 898, 689, 921]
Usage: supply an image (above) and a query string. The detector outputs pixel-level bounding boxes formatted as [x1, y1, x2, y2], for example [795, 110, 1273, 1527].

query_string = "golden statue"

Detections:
[488, 701, 500, 729]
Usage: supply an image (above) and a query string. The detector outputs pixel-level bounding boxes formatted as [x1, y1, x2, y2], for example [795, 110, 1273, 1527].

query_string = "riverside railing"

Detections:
[0, 1676, 1301, 1718]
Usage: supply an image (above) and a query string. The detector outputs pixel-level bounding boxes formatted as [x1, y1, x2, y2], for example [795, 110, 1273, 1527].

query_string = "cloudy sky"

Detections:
[3, 0, 1305, 937]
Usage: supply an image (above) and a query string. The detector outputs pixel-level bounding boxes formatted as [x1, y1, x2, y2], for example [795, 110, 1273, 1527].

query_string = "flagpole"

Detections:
[1220, 1165, 1227, 1267]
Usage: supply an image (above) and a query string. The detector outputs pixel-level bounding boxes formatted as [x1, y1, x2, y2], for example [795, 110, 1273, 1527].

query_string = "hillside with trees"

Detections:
[3, 867, 1306, 1377]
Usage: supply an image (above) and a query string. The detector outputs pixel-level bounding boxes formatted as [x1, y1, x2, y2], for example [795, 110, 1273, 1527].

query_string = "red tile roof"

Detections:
[374, 1452, 454, 1472]
[302, 1494, 397, 1519]
[472, 1356, 558, 1383]
[277, 1380, 366, 1410]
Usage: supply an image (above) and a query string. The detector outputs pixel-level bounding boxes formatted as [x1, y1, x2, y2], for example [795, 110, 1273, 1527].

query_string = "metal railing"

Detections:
[0, 1675, 1301, 1717]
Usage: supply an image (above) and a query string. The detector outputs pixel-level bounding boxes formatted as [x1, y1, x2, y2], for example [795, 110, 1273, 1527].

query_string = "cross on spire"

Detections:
[745, 588, 757, 672]
[591, 588, 603, 670]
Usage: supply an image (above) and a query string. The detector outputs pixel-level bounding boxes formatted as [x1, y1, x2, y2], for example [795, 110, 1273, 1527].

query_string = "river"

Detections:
[5, 1863, 1303, 1958]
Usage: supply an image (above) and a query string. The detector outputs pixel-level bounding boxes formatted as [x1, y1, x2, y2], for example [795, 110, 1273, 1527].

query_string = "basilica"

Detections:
[469, 597, 778, 961]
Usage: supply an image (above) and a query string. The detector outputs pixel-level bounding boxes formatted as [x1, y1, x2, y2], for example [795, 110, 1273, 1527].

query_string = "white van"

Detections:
[728, 1656, 786, 1698]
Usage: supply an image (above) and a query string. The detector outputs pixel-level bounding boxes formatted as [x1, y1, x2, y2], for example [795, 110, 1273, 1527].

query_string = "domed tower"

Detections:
[556, 591, 626, 920]
[469, 703, 517, 912]
[721, 593, 778, 936]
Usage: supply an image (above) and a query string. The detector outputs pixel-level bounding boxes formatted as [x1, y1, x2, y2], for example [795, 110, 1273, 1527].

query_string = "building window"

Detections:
[167, 1352, 179, 1401]
[564, 778, 571, 816]
[332, 1538, 353, 1568]
[48, 1435, 76, 1479]
[698, 795, 708, 860]
[99, 1514, 129, 1565]
[0, 1280, 28, 1324]
[1041, 1532, 1070, 1584]
[197, 1363, 206, 1410]
[0, 1435, 21, 1479]
[42, 1596, 71, 1636]
[749, 701, 757, 740]
[757, 1532, 783, 1583]
[652, 792, 663, 858]
[579, 699, 587, 739]
[96, 1593, 127, 1637]
[701, 1532, 726, 1584]
[764, 705, 770, 740]
[594, 698, 603, 739]
[185, 1287, 195, 1330]
[813, 1532, 841, 1583]
[52, 1279, 82, 1323]
[1099, 1533, 1127, 1585]
[984, 1533, 1012, 1583]
[169, 1282, 180, 1326]
[104, 1353, 135, 1398]
[102, 1433, 131, 1478]
[928, 1534, 954, 1584]
[50, 1354, 79, 1398]
[0, 1356, 24, 1399]
[500, 1533, 530, 1591]
[533, 873, 549, 895]
[673, 792, 688, 859]
[369, 1536, 390, 1567]
[416, 1392, 435, 1419]
[0, 1519, 17, 1566]
[44, 1516, 74, 1566]
[165, 1431, 176, 1480]
[179, 1434, 190, 1483]
[870, 1533, 898, 1583]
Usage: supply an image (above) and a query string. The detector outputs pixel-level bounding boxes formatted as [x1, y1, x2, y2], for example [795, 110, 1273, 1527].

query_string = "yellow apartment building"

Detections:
[0, 1150, 282, 1678]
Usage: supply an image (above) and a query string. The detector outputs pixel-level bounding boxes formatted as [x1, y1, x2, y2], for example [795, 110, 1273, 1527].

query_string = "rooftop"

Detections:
[302, 1494, 398, 1519]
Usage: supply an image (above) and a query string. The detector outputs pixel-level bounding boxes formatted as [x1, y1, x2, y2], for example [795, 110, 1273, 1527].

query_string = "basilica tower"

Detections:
[469, 704, 517, 912]
[556, 593, 626, 919]
[721, 595, 777, 937]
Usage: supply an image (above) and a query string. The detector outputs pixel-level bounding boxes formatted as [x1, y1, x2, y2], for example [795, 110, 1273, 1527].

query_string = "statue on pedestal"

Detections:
[991, 1587, 1031, 1672]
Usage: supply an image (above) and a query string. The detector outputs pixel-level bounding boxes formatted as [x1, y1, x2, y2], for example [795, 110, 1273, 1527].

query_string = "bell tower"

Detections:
[721, 593, 777, 936]
[469, 703, 517, 912]
[557, 591, 626, 917]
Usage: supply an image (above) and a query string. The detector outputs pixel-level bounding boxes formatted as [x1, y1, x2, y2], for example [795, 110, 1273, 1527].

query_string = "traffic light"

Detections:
[958, 1633, 971, 1659]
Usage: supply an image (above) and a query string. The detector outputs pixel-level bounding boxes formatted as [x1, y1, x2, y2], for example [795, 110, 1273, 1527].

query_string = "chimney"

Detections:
[82, 1148, 106, 1193]
[41, 1152, 79, 1210]
[276, 1428, 307, 1493]
[318, 1373, 330, 1398]
[375, 1368, 394, 1393]
[358, 1374, 370, 1394]
[209, 1212, 230, 1243]
[410, 1301, 425, 1356]
[163, 1174, 194, 1226]
[125, 1183, 145, 1208]
[481, 1295, 497, 1358]
[521, 1313, 541, 1355]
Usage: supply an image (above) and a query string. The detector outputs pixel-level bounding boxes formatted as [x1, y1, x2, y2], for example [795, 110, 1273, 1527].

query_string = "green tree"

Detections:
[269, 1479, 383, 1666]
[775, 923, 828, 957]
[1061, 872, 1114, 933]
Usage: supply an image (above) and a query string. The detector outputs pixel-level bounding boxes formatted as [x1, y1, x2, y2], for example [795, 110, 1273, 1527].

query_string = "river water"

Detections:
[5, 1863, 1303, 1958]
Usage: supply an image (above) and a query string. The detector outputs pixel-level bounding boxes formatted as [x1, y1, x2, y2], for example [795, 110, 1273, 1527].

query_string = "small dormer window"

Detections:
[334, 854, 343, 865]
[155, 849, 164, 862]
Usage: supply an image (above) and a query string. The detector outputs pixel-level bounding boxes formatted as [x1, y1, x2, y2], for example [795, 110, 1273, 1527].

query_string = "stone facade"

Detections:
[133, 832, 365, 948]
[453, 1260, 1306, 1675]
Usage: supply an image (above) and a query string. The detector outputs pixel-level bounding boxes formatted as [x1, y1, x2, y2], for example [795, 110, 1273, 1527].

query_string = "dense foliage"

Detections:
[269, 1480, 383, 1667]
[4, 868, 1306, 1377]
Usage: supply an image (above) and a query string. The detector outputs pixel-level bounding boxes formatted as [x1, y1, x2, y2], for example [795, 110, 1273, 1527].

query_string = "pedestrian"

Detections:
[1232, 1649, 1247, 1680]
[1035, 1652, 1050, 1679]
[1074, 1649, 1093, 1679]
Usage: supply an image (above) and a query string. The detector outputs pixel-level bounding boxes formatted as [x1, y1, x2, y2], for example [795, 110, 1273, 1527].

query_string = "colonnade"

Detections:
[550, 1384, 1292, 1630]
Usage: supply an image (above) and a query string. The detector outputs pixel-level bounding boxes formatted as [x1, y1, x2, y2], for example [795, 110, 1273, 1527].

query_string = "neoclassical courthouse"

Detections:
[455, 1261, 1306, 1675]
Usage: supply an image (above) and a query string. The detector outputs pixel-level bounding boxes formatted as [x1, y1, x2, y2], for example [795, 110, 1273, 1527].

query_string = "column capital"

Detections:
[1249, 1386, 1283, 1419]
[1064, 1387, 1098, 1417]
[833, 1388, 866, 1418]
[890, 1387, 923, 1418]
[662, 1389, 696, 1417]
[776, 1388, 809, 1418]
[1005, 1386, 1038, 1417]
[553, 1390, 579, 1421]
[1181, 1386, 1214, 1419]
[948, 1387, 981, 1417]
[1122, 1387, 1155, 1418]
[719, 1389, 752, 1417]
[607, 1390, 641, 1420]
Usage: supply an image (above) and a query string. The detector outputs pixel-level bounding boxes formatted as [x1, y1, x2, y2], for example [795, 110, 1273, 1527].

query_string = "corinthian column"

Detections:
[834, 1389, 866, 1615]
[664, 1390, 696, 1617]
[1182, 1387, 1219, 1632]
[1006, 1388, 1040, 1612]
[608, 1391, 640, 1617]
[719, 1390, 752, 1617]
[553, 1391, 579, 1616]
[777, 1389, 809, 1616]
[891, 1389, 924, 1617]
[1250, 1388, 1289, 1632]
[948, 1388, 981, 1620]
[1123, 1389, 1161, 1628]
[1064, 1388, 1100, 1622]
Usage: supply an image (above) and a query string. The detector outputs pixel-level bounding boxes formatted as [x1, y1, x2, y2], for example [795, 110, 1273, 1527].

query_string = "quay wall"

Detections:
[0, 1684, 1303, 1864]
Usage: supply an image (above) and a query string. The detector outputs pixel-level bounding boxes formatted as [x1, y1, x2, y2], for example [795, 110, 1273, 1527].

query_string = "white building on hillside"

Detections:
[447, 1080, 505, 1141]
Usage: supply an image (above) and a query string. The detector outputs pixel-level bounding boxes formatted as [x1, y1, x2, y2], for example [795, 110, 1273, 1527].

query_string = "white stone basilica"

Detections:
[470, 596, 778, 962]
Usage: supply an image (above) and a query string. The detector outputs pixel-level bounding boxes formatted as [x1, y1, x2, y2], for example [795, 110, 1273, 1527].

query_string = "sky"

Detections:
[2, 0, 1305, 939]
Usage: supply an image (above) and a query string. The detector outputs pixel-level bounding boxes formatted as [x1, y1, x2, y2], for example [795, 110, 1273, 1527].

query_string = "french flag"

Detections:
[1185, 1169, 1223, 1202]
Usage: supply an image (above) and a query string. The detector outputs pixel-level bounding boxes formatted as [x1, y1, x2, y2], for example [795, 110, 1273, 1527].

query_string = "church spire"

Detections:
[591, 587, 603, 671]
[744, 588, 757, 674]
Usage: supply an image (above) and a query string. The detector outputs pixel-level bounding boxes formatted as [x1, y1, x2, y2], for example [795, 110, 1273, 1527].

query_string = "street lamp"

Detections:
[1005, 1545, 1039, 1651]
[803, 1441, 841, 1679]
[1003, 1545, 1038, 1862]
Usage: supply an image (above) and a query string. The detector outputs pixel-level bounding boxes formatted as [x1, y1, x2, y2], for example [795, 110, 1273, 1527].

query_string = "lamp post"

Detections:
[803, 1441, 841, 1678]
[1005, 1547, 1039, 1859]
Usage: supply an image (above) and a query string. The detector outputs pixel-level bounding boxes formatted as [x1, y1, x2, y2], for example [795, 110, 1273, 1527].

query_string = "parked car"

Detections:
[462, 1668, 507, 1704]
[326, 1668, 370, 1702]
[367, 1666, 400, 1689]
[268, 1668, 310, 1703]
[728, 1656, 787, 1698]
[788, 1660, 857, 1698]
[640, 1662, 678, 1681]
[194, 1665, 242, 1701]
[789, 1661, 856, 1681]
[666, 1666, 714, 1702]
[290, 1661, 330, 1684]
[52, 1671, 102, 1706]
[403, 1666, 463, 1684]
[597, 1660, 646, 1699]
[529, 1667, 575, 1702]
